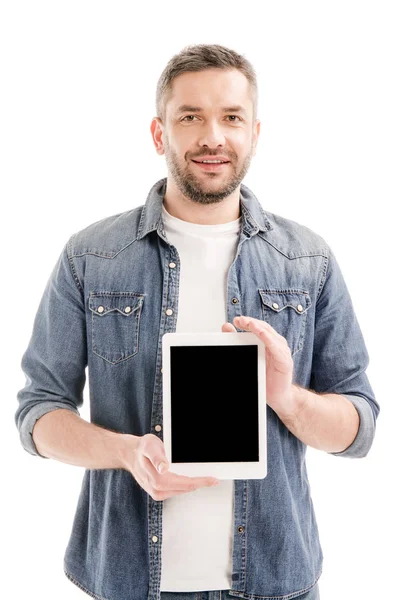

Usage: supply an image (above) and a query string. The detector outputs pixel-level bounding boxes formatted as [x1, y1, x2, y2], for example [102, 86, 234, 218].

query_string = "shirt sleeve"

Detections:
[309, 245, 380, 458]
[15, 235, 87, 458]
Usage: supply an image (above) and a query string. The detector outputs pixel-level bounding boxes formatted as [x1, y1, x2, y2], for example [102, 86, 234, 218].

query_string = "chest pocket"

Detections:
[89, 292, 145, 365]
[258, 289, 312, 356]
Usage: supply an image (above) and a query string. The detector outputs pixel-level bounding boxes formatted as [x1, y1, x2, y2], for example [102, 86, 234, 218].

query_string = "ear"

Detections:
[252, 119, 261, 157]
[150, 117, 165, 156]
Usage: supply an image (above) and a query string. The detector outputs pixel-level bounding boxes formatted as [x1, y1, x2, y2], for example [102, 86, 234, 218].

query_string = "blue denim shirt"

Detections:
[16, 177, 379, 600]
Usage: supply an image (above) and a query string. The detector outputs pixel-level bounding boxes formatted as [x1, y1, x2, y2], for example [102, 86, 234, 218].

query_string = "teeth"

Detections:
[200, 160, 224, 163]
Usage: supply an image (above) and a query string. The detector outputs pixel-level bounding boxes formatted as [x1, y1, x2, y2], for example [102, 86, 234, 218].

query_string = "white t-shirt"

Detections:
[159, 200, 241, 592]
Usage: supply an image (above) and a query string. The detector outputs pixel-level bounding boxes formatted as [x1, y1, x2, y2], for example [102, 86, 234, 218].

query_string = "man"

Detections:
[16, 44, 379, 600]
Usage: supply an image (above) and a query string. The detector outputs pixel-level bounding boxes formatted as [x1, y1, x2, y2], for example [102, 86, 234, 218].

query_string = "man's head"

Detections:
[151, 44, 261, 207]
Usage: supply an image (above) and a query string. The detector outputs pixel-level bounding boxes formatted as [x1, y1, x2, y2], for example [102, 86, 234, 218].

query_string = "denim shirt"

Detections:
[16, 177, 379, 600]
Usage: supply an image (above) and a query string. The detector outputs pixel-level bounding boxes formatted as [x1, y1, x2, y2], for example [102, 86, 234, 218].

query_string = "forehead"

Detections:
[167, 69, 252, 116]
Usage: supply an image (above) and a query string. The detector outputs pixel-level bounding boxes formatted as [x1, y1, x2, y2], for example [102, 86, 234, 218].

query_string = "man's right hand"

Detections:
[120, 433, 220, 501]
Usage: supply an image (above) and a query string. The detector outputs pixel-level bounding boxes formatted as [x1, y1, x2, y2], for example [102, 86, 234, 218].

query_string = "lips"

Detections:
[192, 160, 230, 171]
[192, 159, 230, 164]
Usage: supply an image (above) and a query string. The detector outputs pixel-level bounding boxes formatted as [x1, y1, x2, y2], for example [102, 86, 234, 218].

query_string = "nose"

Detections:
[197, 120, 226, 148]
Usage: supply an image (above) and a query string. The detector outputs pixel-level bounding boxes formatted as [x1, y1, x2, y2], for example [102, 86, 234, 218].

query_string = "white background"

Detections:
[1, 1, 399, 599]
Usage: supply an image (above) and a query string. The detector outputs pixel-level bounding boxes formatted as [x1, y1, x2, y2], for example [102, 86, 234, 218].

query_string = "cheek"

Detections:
[171, 138, 191, 160]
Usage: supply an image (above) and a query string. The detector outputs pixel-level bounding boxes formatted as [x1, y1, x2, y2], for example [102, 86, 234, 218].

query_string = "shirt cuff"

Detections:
[19, 402, 80, 458]
[328, 394, 376, 458]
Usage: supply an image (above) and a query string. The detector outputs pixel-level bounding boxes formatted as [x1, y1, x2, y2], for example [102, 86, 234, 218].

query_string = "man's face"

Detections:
[153, 68, 260, 205]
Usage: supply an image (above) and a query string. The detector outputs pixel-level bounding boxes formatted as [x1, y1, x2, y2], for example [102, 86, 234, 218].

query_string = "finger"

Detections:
[252, 323, 291, 358]
[233, 315, 278, 338]
[140, 438, 170, 473]
[234, 316, 292, 360]
[221, 322, 237, 332]
[155, 475, 220, 493]
[164, 478, 220, 497]
[155, 483, 219, 500]
[142, 456, 218, 490]
[157, 461, 169, 474]
[154, 460, 219, 487]
[158, 473, 220, 490]
[154, 460, 218, 487]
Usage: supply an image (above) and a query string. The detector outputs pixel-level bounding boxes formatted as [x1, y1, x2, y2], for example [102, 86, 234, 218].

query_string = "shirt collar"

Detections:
[137, 177, 273, 241]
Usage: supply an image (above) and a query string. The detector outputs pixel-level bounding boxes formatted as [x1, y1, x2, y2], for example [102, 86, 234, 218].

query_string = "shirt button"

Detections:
[166, 308, 173, 316]
[97, 306, 104, 313]
[155, 425, 162, 432]
[169, 262, 176, 268]
[272, 302, 279, 309]
[297, 304, 303, 312]
[231, 297, 239, 304]
[152, 536, 158, 543]
[124, 306, 131, 313]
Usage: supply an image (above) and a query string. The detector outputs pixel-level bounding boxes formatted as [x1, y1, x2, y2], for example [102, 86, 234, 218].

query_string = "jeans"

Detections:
[160, 582, 320, 600]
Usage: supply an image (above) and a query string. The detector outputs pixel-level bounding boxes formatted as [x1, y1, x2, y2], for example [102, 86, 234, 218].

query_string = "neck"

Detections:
[163, 178, 241, 225]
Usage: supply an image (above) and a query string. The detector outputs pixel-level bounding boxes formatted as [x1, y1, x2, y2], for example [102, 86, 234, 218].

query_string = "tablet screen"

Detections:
[170, 344, 259, 464]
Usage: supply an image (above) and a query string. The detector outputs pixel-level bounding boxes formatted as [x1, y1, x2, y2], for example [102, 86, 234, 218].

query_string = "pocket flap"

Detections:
[89, 292, 144, 316]
[258, 289, 311, 315]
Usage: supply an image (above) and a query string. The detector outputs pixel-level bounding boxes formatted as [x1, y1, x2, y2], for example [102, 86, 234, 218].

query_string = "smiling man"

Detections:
[16, 44, 379, 600]
[152, 67, 259, 224]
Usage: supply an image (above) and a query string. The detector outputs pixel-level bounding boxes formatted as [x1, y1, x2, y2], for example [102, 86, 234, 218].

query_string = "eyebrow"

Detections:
[175, 104, 247, 116]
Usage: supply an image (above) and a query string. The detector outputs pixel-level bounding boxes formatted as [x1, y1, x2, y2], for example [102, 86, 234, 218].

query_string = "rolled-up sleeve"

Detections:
[15, 235, 87, 458]
[309, 245, 380, 458]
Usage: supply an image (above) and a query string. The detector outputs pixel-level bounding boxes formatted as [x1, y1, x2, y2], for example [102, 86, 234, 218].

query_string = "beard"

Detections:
[163, 137, 254, 206]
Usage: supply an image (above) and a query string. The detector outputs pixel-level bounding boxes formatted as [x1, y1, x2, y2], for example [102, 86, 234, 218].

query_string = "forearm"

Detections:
[32, 408, 137, 469]
[278, 384, 360, 452]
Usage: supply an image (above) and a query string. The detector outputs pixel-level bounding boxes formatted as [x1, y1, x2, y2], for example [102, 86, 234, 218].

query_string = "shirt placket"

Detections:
[147, 214, 257, 600]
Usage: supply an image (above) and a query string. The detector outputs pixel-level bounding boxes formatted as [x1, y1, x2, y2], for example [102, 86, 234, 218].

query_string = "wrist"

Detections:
[278, 384, 309, 425]
[116, 433, 140, 470]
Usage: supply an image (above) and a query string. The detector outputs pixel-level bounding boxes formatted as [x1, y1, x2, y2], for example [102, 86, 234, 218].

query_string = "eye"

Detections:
[180, 115, 242, 122]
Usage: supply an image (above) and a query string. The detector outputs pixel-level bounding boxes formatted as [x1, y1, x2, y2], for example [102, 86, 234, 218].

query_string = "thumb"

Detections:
[156, 458, 169, 474]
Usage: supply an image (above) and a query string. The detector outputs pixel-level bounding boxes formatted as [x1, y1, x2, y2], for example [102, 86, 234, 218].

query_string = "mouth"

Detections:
[191, 160, 230, 171]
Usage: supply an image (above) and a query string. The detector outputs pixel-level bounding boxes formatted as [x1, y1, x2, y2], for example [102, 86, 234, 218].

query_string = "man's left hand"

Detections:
[221, 316, 301, 420]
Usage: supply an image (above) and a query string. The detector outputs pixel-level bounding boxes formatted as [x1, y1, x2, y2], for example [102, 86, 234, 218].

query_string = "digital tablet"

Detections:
[162, 331, 267, 480]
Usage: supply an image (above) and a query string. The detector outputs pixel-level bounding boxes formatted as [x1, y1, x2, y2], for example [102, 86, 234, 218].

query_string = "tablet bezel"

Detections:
[161, 331, 267, 480]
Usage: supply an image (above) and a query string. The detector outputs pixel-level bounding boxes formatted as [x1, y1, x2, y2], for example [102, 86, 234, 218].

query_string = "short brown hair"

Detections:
[155, 43, 258, 124]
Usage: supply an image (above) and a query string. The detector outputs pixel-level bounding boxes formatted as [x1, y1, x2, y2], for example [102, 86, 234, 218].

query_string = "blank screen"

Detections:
[170, 344, 259, 463]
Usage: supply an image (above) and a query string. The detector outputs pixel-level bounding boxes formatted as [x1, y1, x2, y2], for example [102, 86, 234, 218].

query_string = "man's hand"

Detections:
[221, 316, 303, 421]
[222, 317, 363, 453]
[120, 433, 220, 501]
